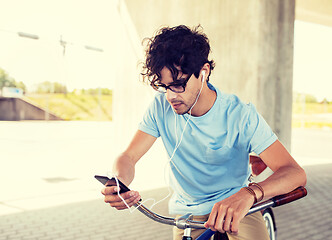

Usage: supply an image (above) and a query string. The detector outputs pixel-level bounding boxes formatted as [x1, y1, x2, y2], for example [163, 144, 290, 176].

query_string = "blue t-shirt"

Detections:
[138, 84, 277, 215]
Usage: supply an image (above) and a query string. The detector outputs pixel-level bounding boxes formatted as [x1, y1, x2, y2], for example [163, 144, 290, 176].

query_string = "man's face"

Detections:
[159, 67, 201, 115]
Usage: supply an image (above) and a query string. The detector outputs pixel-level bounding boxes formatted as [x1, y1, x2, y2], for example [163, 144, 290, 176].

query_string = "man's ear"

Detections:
[200, 63, 211, 81]
[201, 70, 206, 82]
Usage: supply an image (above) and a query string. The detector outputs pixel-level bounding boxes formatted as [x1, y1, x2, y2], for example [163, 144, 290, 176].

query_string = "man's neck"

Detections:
[190, 86, 217, 117]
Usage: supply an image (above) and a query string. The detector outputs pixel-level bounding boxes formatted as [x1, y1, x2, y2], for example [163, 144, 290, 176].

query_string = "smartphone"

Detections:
[94, 175, 131, 194]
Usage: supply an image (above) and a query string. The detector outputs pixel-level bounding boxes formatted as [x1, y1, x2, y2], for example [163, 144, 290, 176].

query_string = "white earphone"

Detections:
[201, 70, 206, 83]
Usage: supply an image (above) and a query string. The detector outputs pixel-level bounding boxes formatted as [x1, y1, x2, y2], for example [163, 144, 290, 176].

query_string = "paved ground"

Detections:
[0, 187, 173, 240]
[0, 163, 331, 240]
[0, 122, 331, 239]
[273, 163, 332, 240]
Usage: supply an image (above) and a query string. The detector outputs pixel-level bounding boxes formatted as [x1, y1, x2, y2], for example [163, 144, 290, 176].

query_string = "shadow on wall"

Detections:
[0, 97, 63, 121]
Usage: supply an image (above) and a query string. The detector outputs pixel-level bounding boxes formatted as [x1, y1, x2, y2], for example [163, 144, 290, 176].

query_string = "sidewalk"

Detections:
[273, 163, 332, 240]
[0, 163, 331, 240]
[0, 122, 331, 239]
[0, 187, 173, 240]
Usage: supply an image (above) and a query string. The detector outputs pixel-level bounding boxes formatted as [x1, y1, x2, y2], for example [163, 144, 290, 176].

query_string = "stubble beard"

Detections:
[172, 89, 201, 115]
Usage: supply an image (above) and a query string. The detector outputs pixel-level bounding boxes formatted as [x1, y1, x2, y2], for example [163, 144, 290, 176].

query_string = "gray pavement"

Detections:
[0, 163, 331, 240]
[0, 187, 173, 240]
[0, 122, 331, 239]
[273, 163, 332, 240]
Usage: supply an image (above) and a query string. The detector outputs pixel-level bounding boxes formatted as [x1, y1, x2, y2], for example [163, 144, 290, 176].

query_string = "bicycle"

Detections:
[130, 186, 307, 240]
[96, 155, 307, 240]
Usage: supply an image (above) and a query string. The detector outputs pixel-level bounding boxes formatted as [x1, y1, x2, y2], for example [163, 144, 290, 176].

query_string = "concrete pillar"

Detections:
[118, 0, 295, 151]
[209, 0, 295, 150]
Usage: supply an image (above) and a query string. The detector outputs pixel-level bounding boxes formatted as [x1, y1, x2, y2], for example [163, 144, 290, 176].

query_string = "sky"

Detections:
[293, 21, 332, 101]
[0, 0, 331, 100]
[0, 0, 121, 91]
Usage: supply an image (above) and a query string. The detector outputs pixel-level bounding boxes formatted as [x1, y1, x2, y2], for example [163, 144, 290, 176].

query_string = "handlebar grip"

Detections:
[272, 186, 307, 207]
[196, 229, 215, 240]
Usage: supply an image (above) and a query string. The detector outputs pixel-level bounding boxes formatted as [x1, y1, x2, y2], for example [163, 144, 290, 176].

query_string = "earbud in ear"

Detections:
[201, 71, 206, 82]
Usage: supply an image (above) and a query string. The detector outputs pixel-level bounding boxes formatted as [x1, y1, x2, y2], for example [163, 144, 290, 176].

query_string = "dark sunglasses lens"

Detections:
[169, 85, 185, 93]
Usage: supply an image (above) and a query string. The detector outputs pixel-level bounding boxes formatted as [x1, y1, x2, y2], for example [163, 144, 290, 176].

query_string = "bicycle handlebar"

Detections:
[272, 186, 307, 207]
[134, 186, 307, 230]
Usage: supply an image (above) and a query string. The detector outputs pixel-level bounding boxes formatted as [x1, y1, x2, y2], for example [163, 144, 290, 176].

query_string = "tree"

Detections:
[304, 94, 317, 103]
[79, 88, 112, 95]
[0, 67, 26, 92]
[35, 81, 67, 94]
[293, 92, 318, 104]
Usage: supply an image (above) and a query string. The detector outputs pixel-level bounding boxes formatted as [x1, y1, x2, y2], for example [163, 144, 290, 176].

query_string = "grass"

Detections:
[292, 102, 332, 129]
[292, 120, 332, 129]
[25, 93, 112, 121]
[24, 94, 332, 129]
[293, 102, 332, 114]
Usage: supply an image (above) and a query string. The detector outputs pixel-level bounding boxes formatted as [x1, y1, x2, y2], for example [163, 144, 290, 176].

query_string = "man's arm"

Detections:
[205, 140, 306, 234]
[253, 139, 306, 200]
[113, 130, 157, 185]
[102, 130, 157, 210]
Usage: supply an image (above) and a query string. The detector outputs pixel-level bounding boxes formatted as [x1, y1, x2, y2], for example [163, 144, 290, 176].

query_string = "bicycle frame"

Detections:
[133, 187, 307, 240]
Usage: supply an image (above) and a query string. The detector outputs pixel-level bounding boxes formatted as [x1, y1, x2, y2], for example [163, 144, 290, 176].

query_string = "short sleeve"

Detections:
[138, 98, 161, 138]
[244, 103, 278, 154]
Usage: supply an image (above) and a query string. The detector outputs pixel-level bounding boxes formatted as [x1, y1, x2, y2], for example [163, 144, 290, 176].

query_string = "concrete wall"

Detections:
[116, 0, 295, 151]
[0, 97, 62, 121]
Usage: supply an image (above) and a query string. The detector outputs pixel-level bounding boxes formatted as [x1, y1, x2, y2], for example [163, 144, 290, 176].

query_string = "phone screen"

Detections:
[94, 175, 131, 194]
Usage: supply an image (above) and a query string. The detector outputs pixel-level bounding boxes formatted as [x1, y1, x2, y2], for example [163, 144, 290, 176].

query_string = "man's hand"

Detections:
[204, 188, 255, 234]
[102, 130, 156, 211]
[101, 185, 141, 210]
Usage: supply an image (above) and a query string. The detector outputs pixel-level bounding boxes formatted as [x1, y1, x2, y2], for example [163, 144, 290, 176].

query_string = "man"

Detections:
[102, 25, 306, 239]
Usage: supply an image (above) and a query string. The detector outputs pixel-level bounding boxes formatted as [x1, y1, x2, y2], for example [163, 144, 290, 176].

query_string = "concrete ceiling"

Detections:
[296, 0, 332, 27]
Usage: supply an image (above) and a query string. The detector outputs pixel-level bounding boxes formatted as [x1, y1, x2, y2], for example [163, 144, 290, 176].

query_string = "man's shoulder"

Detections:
[221, 92, 249, 109]
[218, 92, 255, 122]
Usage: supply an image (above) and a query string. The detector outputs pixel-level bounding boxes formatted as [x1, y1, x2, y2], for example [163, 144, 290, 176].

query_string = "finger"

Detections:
[230, 211, 241, 234]
[214, 206, 226, 233]
[115, 195, 141, 210]
[205, 204, 219, 230]
[112, 194, 141, 210]
[115, 206, 128, 210]
[107, 191, 140, 207]
[102, 186, 120, 195]
[104, 194, 121, 204]
[104, 190, 132, 203]
[223, 208, 234, 232]
[124, 193, 141, 207]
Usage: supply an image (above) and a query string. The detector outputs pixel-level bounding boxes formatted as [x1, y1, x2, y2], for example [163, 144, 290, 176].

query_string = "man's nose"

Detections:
[166, 89, 178, 100]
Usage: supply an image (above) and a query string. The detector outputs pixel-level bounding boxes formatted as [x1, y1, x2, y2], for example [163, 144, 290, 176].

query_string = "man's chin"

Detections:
[172, 107, 189, 115]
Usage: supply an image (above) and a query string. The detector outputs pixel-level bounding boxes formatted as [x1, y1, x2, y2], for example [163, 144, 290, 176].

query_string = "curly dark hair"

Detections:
[141, 25, 215, 87]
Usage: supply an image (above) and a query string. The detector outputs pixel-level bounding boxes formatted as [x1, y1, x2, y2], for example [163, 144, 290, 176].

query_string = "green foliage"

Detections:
[321, 98, 330, 104]
[293, 102, 332, 114]
[293, 101, 332, 129]
[25, 92, 112, 121]
[292, 120, 332, 129]
[293, 92, 318, 103]
[0, 67, 26, 91]
[305, 95, 318, 103]
[76, 88, 113, 95]
[35, 81, 67, 94]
